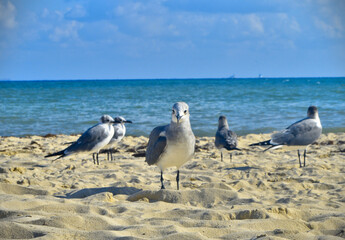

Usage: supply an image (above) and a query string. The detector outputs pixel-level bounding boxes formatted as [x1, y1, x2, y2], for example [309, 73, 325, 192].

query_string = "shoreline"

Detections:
[1, 129, 344, 139]
[0, 132, 344, 239]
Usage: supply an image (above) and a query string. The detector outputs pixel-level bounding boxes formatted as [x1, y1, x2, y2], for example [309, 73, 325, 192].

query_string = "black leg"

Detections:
[221, 152, 223, 162]
[303, 150, 307, 167]
[107, 151, 110, 161]
[160, 170, 165, 189]
[93, 153, 96, 164]
[230, 153, 233, 162]
[96, 153, 99, 165]
[298, 150, 302, 168]
[110, 151, 113, 161]
[176, 170, 180, 190]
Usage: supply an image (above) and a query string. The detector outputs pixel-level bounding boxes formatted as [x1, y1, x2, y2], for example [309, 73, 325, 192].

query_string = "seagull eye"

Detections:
[184, 110, 187, 114]
[172, 109, 175, 114]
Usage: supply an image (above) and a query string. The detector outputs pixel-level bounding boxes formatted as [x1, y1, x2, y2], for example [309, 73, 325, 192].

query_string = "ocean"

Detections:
[0, 78, 344, 137]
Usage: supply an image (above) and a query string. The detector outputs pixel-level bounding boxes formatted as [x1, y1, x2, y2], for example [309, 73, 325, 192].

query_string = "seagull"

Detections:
[215, 116, 240, 162]
[145, 102, 195, 190]
[45, 115, 118, 165]
[104, 116, 132, 161]
[249, 106, 322, 167]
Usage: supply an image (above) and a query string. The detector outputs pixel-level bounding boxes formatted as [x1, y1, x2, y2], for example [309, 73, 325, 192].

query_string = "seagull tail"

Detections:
[225, 146, 242, 151]
[249, 140, 271, 147]
[45, 150, 65, 159]
[263, 145, 282, 152]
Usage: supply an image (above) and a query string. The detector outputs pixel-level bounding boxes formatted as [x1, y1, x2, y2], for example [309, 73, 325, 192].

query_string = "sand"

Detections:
[0, 132, 344, 239]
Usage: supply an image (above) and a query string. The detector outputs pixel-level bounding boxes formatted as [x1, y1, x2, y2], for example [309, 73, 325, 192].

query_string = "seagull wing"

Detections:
[65, 123, 108, 154]
[271, 117, 321, 146]
[145, 125, 167, 166]
[225, 130, 238, 149]
[215, 128, 238, 150]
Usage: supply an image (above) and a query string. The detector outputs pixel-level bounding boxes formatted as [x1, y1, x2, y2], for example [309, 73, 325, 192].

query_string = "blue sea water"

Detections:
[0, 78, 344, 137]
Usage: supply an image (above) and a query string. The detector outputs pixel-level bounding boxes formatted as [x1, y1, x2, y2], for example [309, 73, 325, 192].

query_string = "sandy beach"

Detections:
[0, 132, 344, 239]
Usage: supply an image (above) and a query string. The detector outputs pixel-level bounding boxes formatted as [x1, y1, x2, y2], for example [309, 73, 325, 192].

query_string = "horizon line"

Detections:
[1, 76, 345, 82]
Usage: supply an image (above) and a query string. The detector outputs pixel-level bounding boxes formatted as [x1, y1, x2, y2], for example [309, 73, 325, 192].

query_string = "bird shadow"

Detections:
[55, 186, 141, 199]
[224, 166, 259, 171]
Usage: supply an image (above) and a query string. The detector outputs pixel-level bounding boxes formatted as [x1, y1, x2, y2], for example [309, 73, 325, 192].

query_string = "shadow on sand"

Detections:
[224, 166, 259, 171]
[56, 186, 141, 199]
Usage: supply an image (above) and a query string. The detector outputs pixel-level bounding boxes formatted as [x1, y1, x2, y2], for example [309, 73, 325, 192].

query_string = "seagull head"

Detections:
[171, 102, 190, 124]
[307, 106, 319, 119]
[114, 116, 133, 124]
[100, 115, 116, 124]
[218, 115, 229, 129]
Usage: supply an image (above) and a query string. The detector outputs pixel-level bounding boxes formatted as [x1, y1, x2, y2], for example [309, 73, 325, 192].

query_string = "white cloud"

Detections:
[110, 0, 308, 56]
[113, 1, 267, 39]
[289, 18, 301, 32]
[315, 17, 343, 38]
[247, 14, 264, 33]
[275, 13, 301, 33]
[65, 4, 87, 19]
[41, 8, 50, 18]
[113, 1, 172, 37]
[49, 20, 83, 42]
[312, 0, 345, 38]
[27, 1, 304, 53]
[0, 1, 16, 29]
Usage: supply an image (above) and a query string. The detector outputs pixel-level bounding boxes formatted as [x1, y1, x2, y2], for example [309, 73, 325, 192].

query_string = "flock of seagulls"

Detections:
[45, 115, 117, 164]
[45, 103, 322, 190]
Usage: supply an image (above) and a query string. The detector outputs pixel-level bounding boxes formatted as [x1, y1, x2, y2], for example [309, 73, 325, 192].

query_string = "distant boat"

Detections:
[258, 74, 263, 78]
[228, 74, 236, 79]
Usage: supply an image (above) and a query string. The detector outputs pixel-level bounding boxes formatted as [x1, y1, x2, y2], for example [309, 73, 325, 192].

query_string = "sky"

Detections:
[0, 0, 345, 80]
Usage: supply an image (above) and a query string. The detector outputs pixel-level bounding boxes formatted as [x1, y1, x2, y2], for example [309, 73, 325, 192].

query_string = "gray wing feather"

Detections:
[271, 118, 321, 146]
[65, 124, 108, 154]
[215, 128, 237, 150]
[226, 130, 238, 148]
[145, 125, 167, 166]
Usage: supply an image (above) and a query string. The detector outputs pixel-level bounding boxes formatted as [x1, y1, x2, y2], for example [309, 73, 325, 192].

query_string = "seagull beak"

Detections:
[125, 120, 133, 124]
[176, 114, 182, 124]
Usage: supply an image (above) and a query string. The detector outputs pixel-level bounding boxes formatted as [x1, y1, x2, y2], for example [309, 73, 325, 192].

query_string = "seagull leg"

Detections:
[93, 153, 96, 164]
[96, 153, 99, 165]
[111, 151, 113, 161]
[230, 153, 233, 162]
[221, 152, 223, 162]
[303, 150, 307, 167]
[160, 170, 165, 190]
[107, 151, 110, 161]
[176, 170, 180, 190]
[298, 150, 302, 168]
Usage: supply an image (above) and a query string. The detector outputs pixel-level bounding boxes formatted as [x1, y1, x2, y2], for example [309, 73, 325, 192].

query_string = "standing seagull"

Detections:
[249, 106, 322, 167]
[45, 115, 117, 165]
[215, 116, 240, 162]
[104, 116, 132, 161]
[145, 102, 195, 190]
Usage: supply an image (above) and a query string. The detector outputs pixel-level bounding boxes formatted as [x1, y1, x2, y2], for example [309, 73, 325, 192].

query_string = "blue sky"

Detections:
[1, 0, 344, 80]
